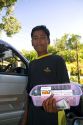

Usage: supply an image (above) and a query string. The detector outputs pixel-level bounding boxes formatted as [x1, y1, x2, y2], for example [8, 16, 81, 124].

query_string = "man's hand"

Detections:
[42, 95, 58, 113]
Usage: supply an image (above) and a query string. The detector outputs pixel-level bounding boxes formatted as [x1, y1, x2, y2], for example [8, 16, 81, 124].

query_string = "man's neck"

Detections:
[37, 51, 48, 57]
[38, 51, 48, 57]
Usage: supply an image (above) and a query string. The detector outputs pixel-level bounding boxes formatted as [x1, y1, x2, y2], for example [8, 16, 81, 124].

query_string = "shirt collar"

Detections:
[37, 53, 52, 59]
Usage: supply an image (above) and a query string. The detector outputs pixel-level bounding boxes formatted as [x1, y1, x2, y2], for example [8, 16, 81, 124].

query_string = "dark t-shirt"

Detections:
[27, 54, 70, 125]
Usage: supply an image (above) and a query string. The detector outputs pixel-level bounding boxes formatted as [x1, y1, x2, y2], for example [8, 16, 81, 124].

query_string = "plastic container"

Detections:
[29, 83, 82, 108]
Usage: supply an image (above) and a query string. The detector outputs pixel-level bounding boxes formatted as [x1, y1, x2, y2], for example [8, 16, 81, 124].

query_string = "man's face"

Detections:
[32, 30, 49, 54]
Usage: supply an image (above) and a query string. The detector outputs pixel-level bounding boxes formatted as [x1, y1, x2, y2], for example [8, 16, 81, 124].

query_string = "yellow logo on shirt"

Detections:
[43, 67, 51, 72]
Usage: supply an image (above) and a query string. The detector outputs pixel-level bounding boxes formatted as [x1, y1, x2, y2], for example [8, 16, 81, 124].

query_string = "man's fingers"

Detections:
[42, 95, 57, 112]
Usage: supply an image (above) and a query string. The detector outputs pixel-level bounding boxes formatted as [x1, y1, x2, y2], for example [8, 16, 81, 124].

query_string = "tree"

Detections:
[54, 34, 81, 83]
[0, 0, 17, 9]
[0, 0, 21, 36]
[21, 50, 37, 62]
[54, 34, 69, 51]
[48, 45, 57, 54]
[67, 35, 81, 83]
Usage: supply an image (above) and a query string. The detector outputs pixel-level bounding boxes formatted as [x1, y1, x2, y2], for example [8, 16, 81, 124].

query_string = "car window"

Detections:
[0, 43, 28, 75]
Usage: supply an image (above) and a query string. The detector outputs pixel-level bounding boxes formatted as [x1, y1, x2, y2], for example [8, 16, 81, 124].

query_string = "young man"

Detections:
[26, 25, 70, 125]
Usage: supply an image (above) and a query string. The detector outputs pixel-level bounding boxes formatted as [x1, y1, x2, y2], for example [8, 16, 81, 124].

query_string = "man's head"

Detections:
[31, 25, 50, 56]
[31, 25, 50, 44]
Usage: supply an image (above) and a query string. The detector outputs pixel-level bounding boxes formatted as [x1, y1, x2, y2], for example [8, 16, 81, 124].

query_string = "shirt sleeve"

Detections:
[56, 56, 70, 83]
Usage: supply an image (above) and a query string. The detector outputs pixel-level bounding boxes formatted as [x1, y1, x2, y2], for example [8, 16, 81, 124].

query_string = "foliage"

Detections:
[70, 76, 78, 83]
[54, 34, 81, 51]
[79, 46, 83, 59]
[21, 50, 37, 62]
[54, 34, 68, 50]
[0, 0, 21, 36]
[2, 16, 21, 36]
[66, 34, 80, 50]
[0, 0, 17, 10]
[56, 50, 76, 62]
[48, 45, 57, 54]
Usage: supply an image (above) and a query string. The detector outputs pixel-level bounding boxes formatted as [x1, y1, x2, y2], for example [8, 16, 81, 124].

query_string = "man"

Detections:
[22, 25, 70, 125]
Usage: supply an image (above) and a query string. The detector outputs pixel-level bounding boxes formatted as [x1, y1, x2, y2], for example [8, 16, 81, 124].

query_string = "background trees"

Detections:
[0, 0, 21, 36]
[53, 34, 83, 83]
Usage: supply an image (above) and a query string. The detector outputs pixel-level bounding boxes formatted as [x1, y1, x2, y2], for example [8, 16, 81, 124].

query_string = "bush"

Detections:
[70, 76, 78, 83]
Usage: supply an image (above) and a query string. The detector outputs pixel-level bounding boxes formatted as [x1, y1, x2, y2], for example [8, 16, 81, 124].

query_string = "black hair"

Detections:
[31, 25, 50, 43]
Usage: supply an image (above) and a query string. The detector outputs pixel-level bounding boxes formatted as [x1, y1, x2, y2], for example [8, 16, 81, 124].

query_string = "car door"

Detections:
[0, 40, 29, 125]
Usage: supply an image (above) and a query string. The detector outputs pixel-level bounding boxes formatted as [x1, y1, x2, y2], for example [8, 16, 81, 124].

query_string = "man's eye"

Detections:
[32, 37, 38, 40]
[41, 36, 46, 39]
[32, 36, 47, 41]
